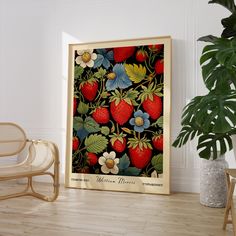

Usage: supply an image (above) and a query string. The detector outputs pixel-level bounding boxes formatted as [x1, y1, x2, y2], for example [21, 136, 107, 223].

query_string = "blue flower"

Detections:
[129, 110, 150, 133]
[105, 64, 132, 91]
[93, 49, 113, 69]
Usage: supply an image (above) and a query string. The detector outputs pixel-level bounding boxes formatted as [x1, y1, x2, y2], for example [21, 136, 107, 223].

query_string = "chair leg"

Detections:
[223, 178, 236, 230]
[29, 171, 60, 202]
[0, 179, 31, 200]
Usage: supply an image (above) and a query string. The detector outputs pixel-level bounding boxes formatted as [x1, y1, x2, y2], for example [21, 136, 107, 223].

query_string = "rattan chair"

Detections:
[223, 169, 236, 234]
[0, 122, 60, 201]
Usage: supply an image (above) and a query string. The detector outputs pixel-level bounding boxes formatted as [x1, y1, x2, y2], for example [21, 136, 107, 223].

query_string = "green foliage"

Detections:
[118, 154, 141, 176]
[173, 0, 236, 160]
[121, 167, 141, 176]
[181, 91, 236, 133]
[84, 117, 100, 133]
[84, 134, 108, 154]
[197, 133, 233, 159]
[124, 64, 146, 83]
[94, 68, 106, 78]
[151, 154, 163, 173]
[73, 116, 100, 133]
[74, 66, 84, 79]
[221, 12, 236, 38]
[139, 83, 163, 103]
[100, 126, 110, 136]
[73, 117, 83, 130]
[152, 116, 163, 128]
[209, 0, 236, 12]
[200, 37, 236, 90]
[118, 154, 130, 170]
[77, 101, 89, 114]
[209, 0, 236, 38]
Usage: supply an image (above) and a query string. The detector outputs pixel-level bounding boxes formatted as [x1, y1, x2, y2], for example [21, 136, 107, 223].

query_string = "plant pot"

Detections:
[232, 135, 236, 161]
[200, 155, 228, 208]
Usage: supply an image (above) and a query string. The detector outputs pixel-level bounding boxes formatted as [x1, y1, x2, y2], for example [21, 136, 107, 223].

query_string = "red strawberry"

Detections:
[154, 59, 164, 74]
[148, 44, 163, 52]
[114, 46, 136, 62]
[73, 97, 77, 116]
[110, 100, 133, 125]
[87, 153, 98, 166]
[142, 95, 162, 120]
[72, 137, 79, 151]
[152, 134, 163, 151]
[136, 50, 148, 62]
[110, 133, 127, 153]
[129, 146, 152, 169]
[92, 107, 110, 124]
[112, 139, 126, 152]
[80, 80, 98, 101]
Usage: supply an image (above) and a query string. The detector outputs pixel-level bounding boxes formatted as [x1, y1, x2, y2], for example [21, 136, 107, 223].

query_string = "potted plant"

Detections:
[173, 0, 236, 207]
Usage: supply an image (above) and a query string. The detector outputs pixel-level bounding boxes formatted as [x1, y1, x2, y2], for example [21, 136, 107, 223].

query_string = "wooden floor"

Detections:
[0, 181, 234, 236]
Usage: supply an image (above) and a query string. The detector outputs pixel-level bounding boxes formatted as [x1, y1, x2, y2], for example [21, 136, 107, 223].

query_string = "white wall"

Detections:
[0, 0, 234, 192]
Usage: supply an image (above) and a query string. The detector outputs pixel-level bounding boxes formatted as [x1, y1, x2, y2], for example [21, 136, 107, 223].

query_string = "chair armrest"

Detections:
[0, 139, 59, 169]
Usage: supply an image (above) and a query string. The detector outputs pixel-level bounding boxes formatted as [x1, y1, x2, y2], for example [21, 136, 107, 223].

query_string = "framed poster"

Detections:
[66, 36, 171, 194]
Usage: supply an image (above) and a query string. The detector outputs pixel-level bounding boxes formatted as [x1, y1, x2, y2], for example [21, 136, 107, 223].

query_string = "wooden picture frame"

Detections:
[66, 36, 171, 194]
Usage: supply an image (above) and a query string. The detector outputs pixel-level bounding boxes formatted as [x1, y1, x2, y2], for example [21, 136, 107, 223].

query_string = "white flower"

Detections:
[98, 151, 119, 174]
[75, 49, 97, 68]
[151, 170, 158, 178]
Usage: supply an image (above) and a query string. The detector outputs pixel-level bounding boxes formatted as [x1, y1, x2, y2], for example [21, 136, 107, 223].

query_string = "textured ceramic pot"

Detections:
[200, 155, 228, 208]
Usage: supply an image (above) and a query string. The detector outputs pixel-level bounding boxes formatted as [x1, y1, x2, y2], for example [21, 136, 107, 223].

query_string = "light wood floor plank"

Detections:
[0, 181, 234, 236]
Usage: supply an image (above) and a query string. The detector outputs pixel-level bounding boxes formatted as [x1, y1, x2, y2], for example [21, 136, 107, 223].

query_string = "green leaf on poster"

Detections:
[125, 64, 146, 83]
[73, 117, 83, 131]
[77, 101, 89, 114]
[151, 154, 163, 173]
[85, 134, 108, 154]
[118, 154, 130, 170]
[74, 66, 84, 79]
[94, 68, 106, 78]
[151, 116, 163, 128]
[156, 116, 163, 128]
[84, 117, 100, 133]
[123, 167, 141, 176]
[100, 126, 110, 136]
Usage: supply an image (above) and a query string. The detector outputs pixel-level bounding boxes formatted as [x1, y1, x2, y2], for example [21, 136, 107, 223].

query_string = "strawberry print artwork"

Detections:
[72, 44, 164, 178]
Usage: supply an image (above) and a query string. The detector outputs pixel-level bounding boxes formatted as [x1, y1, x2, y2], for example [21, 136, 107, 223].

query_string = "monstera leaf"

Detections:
[172, 124, 202, 148]
[173, 90, 236, 159]
[209, 0, 236, 12]
[197, 133, 234, 159]
[209, 0, 236, 38]
[182, 90, 236, 133]
[200, 37, 236, 90]
[173, 0, 236, 160]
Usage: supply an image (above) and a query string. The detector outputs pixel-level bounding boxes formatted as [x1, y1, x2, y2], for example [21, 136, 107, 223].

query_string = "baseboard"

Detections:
[171, 177, 200, 193]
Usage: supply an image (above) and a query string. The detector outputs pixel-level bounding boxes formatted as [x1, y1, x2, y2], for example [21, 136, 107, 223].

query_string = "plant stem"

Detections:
[77, 146, 87, 153]
[116, 123, 120, 134]
[120, 89, 123, 97]
[145, 60, 153, 74]
[134, 80, 149, 90]
[160, 74, 163, 84]
[145, 129, 156, 134]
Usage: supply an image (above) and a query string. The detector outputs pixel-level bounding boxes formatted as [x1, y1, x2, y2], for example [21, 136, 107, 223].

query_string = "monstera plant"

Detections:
[173, 0, 236, 160]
